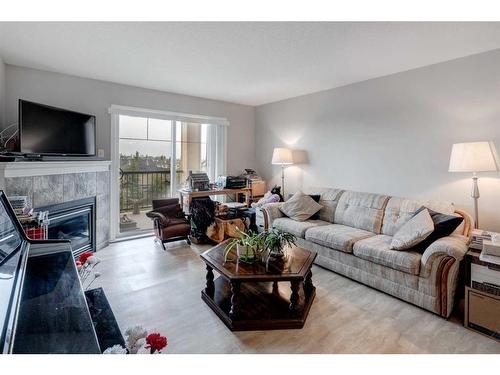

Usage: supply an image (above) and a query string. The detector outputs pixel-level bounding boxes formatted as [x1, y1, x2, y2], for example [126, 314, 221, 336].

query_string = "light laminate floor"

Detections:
[94, 237, 500, 354]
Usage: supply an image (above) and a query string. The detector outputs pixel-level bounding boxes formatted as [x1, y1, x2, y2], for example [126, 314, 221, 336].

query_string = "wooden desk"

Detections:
[179, 188, 252, 212]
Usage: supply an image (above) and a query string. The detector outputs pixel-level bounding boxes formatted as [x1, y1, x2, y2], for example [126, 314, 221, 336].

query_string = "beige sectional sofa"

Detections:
[260, 188, 472, 318]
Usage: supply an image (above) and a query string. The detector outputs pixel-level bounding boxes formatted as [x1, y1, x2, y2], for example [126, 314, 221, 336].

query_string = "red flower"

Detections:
[145, 333, 168, 354]
[79, 252, 93, 264]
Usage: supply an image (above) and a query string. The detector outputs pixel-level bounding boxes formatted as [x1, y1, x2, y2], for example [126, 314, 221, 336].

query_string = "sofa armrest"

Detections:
[421, 234, 469, 268]
[260, 202, 284, 230]
[419, 234, 469, 317]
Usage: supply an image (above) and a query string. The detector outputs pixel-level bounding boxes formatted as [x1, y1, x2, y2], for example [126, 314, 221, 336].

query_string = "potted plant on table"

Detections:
[262, 229, 297, 269]
[224, 229, 264, 264]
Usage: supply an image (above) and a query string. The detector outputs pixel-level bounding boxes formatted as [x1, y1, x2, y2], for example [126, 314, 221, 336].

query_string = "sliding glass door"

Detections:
[112, 108, 227, 240]
[118, 115, 174, 236]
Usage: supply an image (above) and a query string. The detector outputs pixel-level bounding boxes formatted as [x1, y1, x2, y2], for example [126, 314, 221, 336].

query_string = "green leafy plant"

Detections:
[262, 229, 297, 257]
[224, 229, 265, 263]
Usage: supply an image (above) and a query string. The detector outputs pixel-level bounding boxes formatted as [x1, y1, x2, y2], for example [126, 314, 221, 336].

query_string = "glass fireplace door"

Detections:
[47, 208, 92, 256]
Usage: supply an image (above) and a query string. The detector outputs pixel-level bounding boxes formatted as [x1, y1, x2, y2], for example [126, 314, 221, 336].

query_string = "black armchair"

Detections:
[146, 198, 191, 249]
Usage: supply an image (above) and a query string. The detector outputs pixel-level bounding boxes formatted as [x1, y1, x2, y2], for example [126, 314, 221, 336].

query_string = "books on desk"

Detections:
[480, 240, 500, 266]
[482, 239, 500, 256]
[479, 253, 500, 266]
[470, 229, 495, 250]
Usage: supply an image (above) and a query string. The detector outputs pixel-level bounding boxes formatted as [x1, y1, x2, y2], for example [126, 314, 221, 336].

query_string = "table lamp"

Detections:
[272, 147, 293, 197]
[449, 141, 499, 228]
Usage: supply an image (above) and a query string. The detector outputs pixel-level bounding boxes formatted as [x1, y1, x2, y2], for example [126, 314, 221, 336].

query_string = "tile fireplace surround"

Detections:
[0, 161, 111, 250]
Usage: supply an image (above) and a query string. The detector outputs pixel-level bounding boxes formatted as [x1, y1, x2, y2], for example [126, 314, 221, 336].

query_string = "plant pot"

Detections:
[260, 246, 270, 263]
[268, 246, 286, 259]
[266, 251, 286, 272]
[236, 243, 258, 263]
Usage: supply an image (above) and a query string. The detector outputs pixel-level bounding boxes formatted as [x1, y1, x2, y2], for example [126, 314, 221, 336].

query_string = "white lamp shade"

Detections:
[449, 141, 499, 172]
[272, 147, 293, 165]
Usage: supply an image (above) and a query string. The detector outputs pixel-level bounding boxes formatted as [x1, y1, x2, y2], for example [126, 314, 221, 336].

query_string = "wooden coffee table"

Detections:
[200, 242, 317, 331]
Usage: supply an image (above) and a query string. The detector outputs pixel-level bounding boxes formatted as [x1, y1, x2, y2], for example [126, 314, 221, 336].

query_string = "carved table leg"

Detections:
[289, 280, 300, 315]
[304, 270, 314, 297]
[272, 281, 279, 295]
[205, 265, 215, 298]
[229, 281, 241, 320]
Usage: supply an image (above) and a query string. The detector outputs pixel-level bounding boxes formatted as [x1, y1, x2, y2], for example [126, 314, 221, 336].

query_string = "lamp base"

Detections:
[281, 165, 285, 199]
[471, 174, 479, 229]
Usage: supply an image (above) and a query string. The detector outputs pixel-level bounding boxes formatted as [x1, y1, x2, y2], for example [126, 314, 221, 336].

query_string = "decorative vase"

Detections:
[236, 243, 257, 263]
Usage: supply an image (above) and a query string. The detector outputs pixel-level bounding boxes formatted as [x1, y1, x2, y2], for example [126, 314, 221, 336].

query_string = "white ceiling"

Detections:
[1, 22, 500, 106]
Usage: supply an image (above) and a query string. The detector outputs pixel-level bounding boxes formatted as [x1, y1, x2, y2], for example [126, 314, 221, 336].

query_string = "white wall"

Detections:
[5, 65, 255, 174]
[0, 57, 5, 126]
[256, 49, 500, 232]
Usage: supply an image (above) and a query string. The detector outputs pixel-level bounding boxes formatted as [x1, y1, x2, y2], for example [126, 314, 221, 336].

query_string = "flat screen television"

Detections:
[18, 100, 96, 156]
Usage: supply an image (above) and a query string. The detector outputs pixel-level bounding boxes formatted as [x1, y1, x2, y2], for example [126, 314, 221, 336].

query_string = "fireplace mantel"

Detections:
[0, 160, 111, 178]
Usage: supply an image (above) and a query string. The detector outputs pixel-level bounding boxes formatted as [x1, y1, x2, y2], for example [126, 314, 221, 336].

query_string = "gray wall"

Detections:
[256, 49, 500, 232]
[0, 57, 5, 126]
[5, 65, 255, 174]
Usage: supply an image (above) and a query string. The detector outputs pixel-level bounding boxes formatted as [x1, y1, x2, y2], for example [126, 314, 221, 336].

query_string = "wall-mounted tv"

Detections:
[18, 100, 96, 156]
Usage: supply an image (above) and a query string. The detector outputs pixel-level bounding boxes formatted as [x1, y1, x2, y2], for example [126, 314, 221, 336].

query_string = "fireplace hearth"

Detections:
[38, 197, 96, 257]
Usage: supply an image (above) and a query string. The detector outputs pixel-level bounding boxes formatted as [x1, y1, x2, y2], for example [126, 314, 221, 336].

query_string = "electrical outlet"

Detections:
[97, 149, 105, 158]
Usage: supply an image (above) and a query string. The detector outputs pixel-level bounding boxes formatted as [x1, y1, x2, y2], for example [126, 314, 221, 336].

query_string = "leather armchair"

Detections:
[146, 198, 191, 249]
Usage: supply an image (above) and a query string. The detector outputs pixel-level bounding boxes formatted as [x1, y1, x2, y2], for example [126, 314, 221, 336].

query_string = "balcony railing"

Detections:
[120, 170, 184, 212]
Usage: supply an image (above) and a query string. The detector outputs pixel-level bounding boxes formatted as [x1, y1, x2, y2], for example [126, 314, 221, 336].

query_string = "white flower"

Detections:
[125, 325, 148, 350]
[128, 338, 146, 354]
[86, 256, 101, 265]
[103, 344, 127, 354]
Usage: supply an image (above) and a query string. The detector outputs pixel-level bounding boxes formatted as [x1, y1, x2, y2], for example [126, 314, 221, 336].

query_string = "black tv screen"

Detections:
[19, 100, 96, 156]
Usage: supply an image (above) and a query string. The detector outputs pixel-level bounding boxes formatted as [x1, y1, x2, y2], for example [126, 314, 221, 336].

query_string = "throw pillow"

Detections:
[413, 206, 464, 250]
[390, 209, 434, 250]
[308, 194, 322, 220]
[279, 191, 323, 222]
[286, 193, 321, 219]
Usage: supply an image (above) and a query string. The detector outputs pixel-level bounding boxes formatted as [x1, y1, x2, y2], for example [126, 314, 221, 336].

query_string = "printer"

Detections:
[217, 175, 248, 189]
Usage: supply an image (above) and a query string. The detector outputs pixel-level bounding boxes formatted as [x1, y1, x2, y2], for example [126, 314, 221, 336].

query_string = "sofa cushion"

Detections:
[389, 209, 434, 250]
[353, 235, 422, 275]
[381, 197, 455, 236]
[412, 207, 464, 250]
[305, 224, 374, 253]
[273, 217, 330, 238]
[279, 191, 323, 221]
[334, 191, 389, 233]
[306, 188, 345, 222]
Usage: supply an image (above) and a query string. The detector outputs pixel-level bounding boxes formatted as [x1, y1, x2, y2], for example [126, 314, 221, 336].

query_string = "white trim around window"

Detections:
[108, 104, 230, 126]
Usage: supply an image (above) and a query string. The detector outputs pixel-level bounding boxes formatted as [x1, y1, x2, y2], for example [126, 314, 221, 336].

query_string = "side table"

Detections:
[463, 249, 500, 341]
